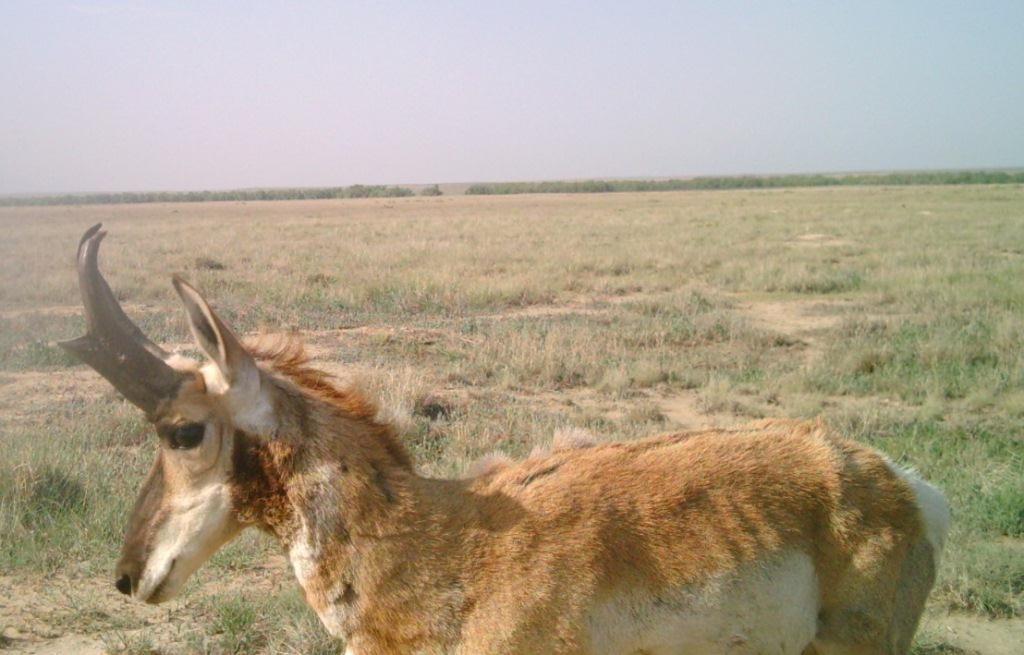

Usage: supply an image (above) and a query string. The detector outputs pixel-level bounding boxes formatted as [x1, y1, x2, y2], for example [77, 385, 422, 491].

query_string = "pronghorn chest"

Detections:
[288, 531, 354, 638]
[287, 525, 459, 651]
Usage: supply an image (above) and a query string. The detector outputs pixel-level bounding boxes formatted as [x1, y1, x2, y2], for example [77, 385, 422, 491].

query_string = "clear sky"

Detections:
[2, 1, 1022, 193]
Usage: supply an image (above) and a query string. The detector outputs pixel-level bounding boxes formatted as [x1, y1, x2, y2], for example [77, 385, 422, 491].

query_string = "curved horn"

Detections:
[59, 224, 183, 417]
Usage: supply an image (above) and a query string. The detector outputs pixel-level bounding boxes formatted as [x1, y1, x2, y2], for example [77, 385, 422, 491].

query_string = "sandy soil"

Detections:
[917, 613, 1024, 655]
[0, 557, 293, 655]
[737, 296, 854, 363]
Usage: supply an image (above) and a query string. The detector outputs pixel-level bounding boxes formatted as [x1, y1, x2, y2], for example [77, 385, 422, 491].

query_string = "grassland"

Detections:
[1, 186, 1022, 653]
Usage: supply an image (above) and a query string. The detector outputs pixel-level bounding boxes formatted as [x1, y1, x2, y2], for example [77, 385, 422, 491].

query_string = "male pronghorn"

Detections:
[62, 224, 949, 654]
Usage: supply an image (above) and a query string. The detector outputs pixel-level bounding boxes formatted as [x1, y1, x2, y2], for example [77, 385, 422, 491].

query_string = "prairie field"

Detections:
[1, 186, 1023, 653]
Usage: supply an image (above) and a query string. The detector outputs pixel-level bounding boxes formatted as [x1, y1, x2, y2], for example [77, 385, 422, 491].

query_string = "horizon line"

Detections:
[4, 165, 1023, 199]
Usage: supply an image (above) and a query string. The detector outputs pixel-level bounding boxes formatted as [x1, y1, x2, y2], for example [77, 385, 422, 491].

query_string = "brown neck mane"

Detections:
[247, 335, 413, 471]
[229, 334, 419, 551]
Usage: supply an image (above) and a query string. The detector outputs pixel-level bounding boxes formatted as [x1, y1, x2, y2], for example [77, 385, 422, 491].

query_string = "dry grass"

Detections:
[1, 185, 1023, 653]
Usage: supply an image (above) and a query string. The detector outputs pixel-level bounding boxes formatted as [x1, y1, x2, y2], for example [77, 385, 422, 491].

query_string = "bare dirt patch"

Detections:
[737, 297, 854, 363]
[0, 305, 83, 320]
[516, 386, 742, 432]
[521, 387, 632, 422]
[472, 289, 659, 322]
[304, 324, 462, 356]
[0, 634, 107, 655]
[474, 303, 607, 321]
[918, 612, 1024, 655]
[0, 370, 110, 426]
[790, 233, 854, 247]
[0, 303, 161, 321]
[657, 390, 742, 430]
[0, 556, 294, 655]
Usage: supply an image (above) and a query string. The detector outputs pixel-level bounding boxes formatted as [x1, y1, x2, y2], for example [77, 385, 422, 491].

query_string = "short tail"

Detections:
[890, 465, 951, 653]
[894, 466, 951, 563]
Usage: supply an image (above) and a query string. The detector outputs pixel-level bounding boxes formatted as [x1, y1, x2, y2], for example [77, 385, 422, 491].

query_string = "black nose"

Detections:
[115, 574, 133, 596]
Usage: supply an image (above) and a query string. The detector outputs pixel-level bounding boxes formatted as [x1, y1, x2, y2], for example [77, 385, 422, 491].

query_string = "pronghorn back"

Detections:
[447, 419, 945, 654]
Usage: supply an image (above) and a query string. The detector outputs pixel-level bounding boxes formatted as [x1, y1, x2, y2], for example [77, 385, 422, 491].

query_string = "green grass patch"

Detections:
[0, 404, 152, 573]
[805, 312, 1024, 405]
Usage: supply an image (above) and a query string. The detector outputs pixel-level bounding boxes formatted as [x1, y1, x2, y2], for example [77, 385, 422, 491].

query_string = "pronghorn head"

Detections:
[61, 225, 279, 603]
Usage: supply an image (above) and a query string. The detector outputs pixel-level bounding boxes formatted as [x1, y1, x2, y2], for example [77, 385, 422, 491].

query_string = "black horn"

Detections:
[60, 224, 183, 417]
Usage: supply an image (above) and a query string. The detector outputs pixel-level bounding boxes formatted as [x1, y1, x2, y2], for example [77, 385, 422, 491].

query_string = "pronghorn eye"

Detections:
[169, 423, 205, 450]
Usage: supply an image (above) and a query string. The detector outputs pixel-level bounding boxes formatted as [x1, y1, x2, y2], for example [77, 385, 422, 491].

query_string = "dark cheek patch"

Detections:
[229, 430, 295, 532]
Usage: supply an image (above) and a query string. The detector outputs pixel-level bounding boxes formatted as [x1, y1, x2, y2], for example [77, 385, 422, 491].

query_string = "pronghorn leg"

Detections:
[810, 536, 938, 655]
[888, 537, 938, 654]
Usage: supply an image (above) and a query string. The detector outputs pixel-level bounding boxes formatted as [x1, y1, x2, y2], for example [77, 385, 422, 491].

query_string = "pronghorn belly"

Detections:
[584, 551, 819, 655]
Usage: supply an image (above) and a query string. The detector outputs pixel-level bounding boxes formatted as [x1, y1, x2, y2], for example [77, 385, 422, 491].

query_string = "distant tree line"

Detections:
[4, 170, 1021, 207]
[0, 184, 415, 207]
[465, 170, 1024, 195]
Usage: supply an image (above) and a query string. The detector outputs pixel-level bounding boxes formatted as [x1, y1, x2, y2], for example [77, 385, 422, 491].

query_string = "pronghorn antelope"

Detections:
[62, 224, 949, 655]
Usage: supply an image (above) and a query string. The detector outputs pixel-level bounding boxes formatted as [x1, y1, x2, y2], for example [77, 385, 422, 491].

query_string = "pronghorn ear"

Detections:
[173, 276, 254, 385]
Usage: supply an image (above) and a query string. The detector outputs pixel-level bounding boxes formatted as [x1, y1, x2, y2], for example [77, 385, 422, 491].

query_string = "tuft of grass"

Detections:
[782, 268, 864, 294]
[21, 465, 89, 527]
[195, 256, 227, 271]
[0, 405, 153, 573]
[804, 312, 1024, 406]
[942, 539, 1024, 618]
[911, 641, 977, 655]
[211, 595, 265, 654]
[208, 530, 274, 572]
[624, 402, 668, 425]
[261, 589, 344, 655]
[104, 632, 163, 655]
[4, 339, 80, 369]
[194, 589, 342, 655]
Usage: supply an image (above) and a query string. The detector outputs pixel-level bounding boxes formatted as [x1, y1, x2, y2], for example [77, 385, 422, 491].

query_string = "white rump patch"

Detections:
[889, 463, 951, 560]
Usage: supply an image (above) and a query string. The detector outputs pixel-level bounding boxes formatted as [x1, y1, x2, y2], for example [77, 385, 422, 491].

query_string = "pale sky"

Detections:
[2, 1, 1022, 194]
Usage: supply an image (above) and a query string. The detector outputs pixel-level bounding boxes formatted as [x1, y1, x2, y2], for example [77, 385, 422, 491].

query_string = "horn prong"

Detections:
[62, 225, 183, 416]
